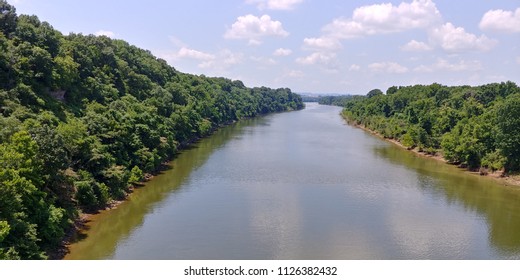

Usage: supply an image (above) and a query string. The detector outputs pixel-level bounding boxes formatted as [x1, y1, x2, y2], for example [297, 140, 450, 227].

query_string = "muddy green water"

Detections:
[65, 103, 520, 259]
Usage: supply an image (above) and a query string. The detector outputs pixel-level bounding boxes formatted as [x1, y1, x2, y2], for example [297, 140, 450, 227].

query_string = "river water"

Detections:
[65, 103, 520, 259]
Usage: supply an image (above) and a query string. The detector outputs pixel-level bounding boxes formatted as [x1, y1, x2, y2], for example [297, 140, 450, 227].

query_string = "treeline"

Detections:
[0, 1, 303, 259]
[341, 82, 520, 173]
[318, 95, 358, 107]
[299, 94, 320, 102]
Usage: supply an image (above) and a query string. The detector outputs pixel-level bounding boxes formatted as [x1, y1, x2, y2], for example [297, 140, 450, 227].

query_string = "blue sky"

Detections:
[12, 0, 520, 94]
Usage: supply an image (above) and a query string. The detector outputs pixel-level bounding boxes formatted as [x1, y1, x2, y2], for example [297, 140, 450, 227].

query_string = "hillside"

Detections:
[341, 83, 520, 174]
[0, 1, 303, 259]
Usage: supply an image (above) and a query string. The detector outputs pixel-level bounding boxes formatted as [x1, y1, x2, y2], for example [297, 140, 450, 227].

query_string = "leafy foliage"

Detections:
[318, 95, 358, 107]
[0, 2, 303, 259]
[341, 82, 520, 172]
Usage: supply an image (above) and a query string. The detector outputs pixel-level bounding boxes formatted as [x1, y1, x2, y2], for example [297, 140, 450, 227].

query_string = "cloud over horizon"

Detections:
[480, 8, 520, 33]
[54, 0, 516, 94]
[224, 14, 289, 45]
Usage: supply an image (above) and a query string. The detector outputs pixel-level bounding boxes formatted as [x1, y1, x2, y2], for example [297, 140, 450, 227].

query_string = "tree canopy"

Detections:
[0, 2, 303, 259]
[340, 82, 520, 173]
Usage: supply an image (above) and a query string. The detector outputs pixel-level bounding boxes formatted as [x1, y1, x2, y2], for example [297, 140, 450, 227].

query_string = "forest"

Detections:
[318, 95, 357, 107]
[337, 83, 520, 174]
[0, 1, 303, 259]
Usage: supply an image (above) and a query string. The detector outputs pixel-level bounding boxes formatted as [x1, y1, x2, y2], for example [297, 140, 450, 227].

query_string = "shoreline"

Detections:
[343, 117, 520, 188]
[51, 192, 129, 259]
[53, 128, 227, 259]
[53, 107, 305, 259]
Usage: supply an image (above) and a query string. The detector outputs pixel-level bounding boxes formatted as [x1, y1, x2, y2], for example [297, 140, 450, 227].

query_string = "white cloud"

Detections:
[168, 36, 188, 48]
[199, 49, 244, 69]
[480, 8, 520, 33]
[413, 65, 434, 73]
[287, 70, 305, 78]
[368, 62, 409, 74]
[323, 19, 365, 39]
[250, 56, 277, 65]
[198, 61, 215, 69]
[306, 0, 496, 55]
[176, 47, 216, 61]
[247, 0, 303, 10]
[268, 0, 303, 10]
[162, 47, 243, 70]
[401, 40, 432, 52]
[221, 49, 244, 66]
[430, 22, 497, 52]
[273, 48, 292, 56]
[296, 52, 336, 65]
[517, 56, 520, 65]
[414, 58, 483, 73]
[95, 30, 116, 38]
[323, 0, 441, 38]
[303, 36, 342, 50]
[349, 64, 361, 71]
[353, 0, 441, 30]
[434, 58, 482, 72]
[224, 14, 289, 44]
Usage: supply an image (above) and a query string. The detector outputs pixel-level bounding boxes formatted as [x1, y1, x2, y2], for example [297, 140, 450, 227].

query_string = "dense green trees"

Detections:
[318, 95, 358, 107]
[341, 82, 520, 173]
[0, 2, 303, 259]
[496, 94, 520, 171]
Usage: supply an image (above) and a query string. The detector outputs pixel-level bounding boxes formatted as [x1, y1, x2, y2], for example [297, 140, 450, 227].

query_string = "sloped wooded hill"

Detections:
[0, 1, 303, 259]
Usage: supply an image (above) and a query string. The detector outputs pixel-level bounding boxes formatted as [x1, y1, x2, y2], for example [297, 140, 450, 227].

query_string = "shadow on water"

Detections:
[372, 143, 520, 256]
[64, 117, 270, 259]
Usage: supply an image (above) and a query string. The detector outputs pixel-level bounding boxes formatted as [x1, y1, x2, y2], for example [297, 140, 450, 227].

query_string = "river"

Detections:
[65, 103, 520, 259]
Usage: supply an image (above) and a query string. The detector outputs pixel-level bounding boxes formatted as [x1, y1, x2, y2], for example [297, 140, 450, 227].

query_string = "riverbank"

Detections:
[52, 128, 236, 259]
[53, 107, 306, 259]
[342, 115, 520, 188]
[51, 190, 129, 259]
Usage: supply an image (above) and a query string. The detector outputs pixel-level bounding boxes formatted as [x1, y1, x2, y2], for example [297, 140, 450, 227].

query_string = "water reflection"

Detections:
[65, 118, 269, 259]
[373, 144, 520, 258]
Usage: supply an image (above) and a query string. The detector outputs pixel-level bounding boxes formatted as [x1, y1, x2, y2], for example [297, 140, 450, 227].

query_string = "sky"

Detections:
[11, 0, 520, 95]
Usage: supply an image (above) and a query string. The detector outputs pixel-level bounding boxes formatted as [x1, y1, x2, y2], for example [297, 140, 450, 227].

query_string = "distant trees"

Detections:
[341, 82, 520, 173]
[367, 89, 383, 98]
[318, 95, 356, 107]
[0, 4, 304, 259]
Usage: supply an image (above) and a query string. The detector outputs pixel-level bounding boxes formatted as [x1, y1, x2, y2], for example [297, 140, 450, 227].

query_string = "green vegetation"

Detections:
[318, 95, 359, 107]
[341, 82, 520, 174]
[299, 94, 320, 103]
[0, 1, 303, 259]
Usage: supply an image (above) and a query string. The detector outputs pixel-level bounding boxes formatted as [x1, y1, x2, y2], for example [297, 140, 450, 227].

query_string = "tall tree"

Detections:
[496, 94, 520, 172]
[0, 0, 17, 35]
